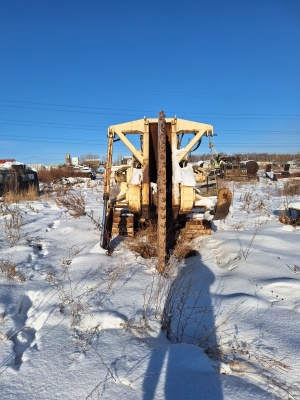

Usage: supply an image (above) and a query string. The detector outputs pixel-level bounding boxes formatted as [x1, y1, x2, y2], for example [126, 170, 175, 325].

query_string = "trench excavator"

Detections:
[100, 112, 232, 267]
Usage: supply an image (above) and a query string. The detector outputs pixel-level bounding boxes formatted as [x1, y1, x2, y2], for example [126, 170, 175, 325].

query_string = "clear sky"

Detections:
[1, 0, 300, 165]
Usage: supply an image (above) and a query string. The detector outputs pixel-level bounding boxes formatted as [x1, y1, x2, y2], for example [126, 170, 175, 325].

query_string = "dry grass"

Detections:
[39, 166, 96, 184]
[126, 222, 157, 259]
[2, 204, 24, 246]
[53, 183, 72, 197]
[0, 260, 26, 282]
[276, 179, 300, 226]
[126, 221, 198, 261]
[278, 210, 300, 226]
[3, 185, 39, 203]
[276, 179, 300, 196]
[38, 167, 78, 184]
[171, 227, 197, 261]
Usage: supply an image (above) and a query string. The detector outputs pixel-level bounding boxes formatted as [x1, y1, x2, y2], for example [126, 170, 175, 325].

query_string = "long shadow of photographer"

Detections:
[142, 251, 223, 400]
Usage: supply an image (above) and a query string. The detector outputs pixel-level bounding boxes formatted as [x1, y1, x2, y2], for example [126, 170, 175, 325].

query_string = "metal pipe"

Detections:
[100, 197, 108, 248]
[100, 130, 114, 248]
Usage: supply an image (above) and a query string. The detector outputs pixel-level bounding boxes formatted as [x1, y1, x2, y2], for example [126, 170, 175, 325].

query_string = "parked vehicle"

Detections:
[73, 165, 96, 179]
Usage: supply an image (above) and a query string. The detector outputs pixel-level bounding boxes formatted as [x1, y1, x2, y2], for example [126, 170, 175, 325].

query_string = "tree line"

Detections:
[189, 152, 300, 163]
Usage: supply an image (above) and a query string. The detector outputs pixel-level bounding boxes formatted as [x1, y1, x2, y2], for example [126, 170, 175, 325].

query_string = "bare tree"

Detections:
[79, 153, 100, 163]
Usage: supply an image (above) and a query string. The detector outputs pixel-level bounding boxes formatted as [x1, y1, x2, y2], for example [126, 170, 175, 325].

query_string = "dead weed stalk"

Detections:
[0, 260, 26, 282]
[2, 204, 24, 246]
[46, 246, 91, 326]
[126, 222, 157, 259]
[56, 192, 86, 217]
[55, 192, 101, 229]
[236, 219, 267, 260]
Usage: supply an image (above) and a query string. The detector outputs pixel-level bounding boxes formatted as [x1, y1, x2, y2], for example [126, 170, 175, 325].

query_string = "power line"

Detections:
[0, 138, 123, 146]
[1, 99, 300, 119]
[0, 134, 100, 142]
[0, 99, 145, 113]
[0, 122, 102, 131]
[0, 118, 104, 129]
[218, 129, 300, 134]
[0, 103, 139, 117]
[1, 121, 300, 135]
[1, 78, 300, 100]
[1, 136, 298, 148]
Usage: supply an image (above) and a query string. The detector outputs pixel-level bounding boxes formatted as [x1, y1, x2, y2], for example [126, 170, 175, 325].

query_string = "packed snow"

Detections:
[0, 175, 299, 399]
[1, 162, 26, 170]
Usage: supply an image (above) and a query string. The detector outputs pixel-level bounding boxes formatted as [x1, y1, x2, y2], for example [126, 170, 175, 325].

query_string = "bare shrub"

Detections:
[277, 179, 300, 197]
[25, 203, 40, 213]
[278, 210, 300, 226]
[238, 186, 261, 214]
[126, 222, 197, 261]
[161, 272, 211, 345]
[236, 219, 267, 260]
[38, 167, 77, 184]
[171, 227, 198, 261]
[47, 267, 89, 326]
[39, 166, 96, 185]
[2, 204, 24, 246]
[53, 183, 71, 197]
[85, 209, 101, 230]
[240, 186, 273, 215]
[56, 192, 86, 217]
[126, 222, 157, 258]
[56, 191, 100, 228]
[104, 262, 129, 293]
[0, 260, 26, 282]
[209, 333, 294, 398]
[46, 247, 90, 326]
[120, 263, 174, 334]
[47, 248, 131, 327]
[276, 179, 300, 226]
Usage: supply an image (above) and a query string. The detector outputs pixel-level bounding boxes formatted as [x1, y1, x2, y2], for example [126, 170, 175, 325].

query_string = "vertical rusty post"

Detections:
[104, 129, 114, 200]
[100, 129, 114, 248]
[157, 111, 167, 274]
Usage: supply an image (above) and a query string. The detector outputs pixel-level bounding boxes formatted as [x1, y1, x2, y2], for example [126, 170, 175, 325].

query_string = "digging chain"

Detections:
[157, 111, 167, 273]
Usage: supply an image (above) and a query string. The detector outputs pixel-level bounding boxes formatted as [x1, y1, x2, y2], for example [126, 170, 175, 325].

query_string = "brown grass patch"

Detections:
[38, 167, 78, 184]
[126, 222, 158, 259]
[276, 179, 300, 196]
[0, 260, 26, 282]
[38, 166, 96, 184]
[126, 222, 197, 261]
[171, 227, 198, 261]
[3, 185, 39, 203]
[278, 210, 300, 226]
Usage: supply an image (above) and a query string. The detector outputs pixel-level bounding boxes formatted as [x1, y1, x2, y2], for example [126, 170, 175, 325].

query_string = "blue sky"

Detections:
[1, 0, 300, 165]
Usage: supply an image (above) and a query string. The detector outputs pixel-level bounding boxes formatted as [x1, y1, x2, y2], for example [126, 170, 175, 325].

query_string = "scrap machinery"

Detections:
[100, 112, 232, 265]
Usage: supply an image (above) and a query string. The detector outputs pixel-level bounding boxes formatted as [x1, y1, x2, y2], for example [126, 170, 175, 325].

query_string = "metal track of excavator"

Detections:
[111, 211, 134, 237]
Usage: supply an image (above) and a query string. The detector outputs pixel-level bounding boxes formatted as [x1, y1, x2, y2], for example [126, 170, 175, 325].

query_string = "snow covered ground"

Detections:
[0, 175, 299, 399]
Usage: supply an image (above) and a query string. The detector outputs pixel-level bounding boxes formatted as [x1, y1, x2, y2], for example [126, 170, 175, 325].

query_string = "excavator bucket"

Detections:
[214, 188, 232, 220]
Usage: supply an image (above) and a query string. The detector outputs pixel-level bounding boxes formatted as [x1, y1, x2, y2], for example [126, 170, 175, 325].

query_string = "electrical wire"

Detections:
[2, 78, 300, 100]
[1, 99, 300, 118]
